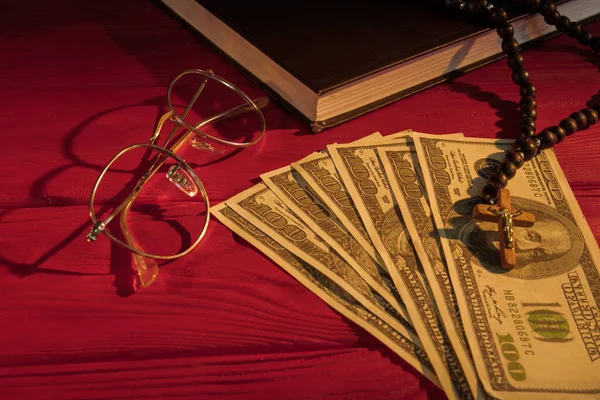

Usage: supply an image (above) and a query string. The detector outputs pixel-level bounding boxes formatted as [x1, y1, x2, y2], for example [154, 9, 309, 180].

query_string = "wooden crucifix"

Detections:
[472, 188, 536, 271]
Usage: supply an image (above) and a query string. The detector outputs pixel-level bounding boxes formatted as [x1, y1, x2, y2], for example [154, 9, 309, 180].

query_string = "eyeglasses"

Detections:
[86, 68, 268, 288]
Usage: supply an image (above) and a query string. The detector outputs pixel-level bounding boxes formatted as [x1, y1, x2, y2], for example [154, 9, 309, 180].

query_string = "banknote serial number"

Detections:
[494, 291, 535, 382]
[522, 165, 544, 198]
[504, 290, 535, 356]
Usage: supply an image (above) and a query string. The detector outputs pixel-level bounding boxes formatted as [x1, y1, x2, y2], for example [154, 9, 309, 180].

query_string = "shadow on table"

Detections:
[534, 43, 599, 111]
[446, 80, 520, 139]
[7, 2, 597, 299]
[445, 41, 599, 139]
[1, 0, 307, 295]
[0, 98, 162, 294]
[0, 93, 268, 296]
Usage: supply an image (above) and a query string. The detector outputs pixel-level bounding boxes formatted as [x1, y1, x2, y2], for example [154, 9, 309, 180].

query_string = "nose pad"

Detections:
[166, 164, 198, 197]
[190, 135, 224, 154]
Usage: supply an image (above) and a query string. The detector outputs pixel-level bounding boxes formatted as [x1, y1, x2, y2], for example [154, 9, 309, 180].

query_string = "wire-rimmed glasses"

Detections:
[86, 68, 268, 288]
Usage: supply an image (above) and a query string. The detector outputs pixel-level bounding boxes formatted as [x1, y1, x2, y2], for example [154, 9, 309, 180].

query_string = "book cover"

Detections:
[158, 0, 599, 132]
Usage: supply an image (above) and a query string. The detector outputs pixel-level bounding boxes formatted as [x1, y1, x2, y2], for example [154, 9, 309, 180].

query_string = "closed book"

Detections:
[158, 0, 600, 132]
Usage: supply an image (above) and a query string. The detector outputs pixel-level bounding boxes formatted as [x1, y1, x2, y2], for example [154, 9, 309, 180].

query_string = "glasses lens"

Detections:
[92, 145, 208, 259]
[164, 70, 266, 152]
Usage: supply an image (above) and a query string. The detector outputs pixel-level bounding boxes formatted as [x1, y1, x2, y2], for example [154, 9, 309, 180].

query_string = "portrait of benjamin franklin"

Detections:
[445, 196, 584, 280]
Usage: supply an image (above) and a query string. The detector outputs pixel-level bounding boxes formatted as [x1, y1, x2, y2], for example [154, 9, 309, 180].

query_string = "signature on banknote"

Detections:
[482, 285, 506, 325]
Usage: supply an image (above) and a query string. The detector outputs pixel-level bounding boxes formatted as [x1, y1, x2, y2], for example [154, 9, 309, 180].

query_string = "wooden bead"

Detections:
[519, 83, 536, 98]
[559, 117, 578, 135]
[489, 171, 509, 187]
[499, 161, 518, 179]
[443, 0, 461, 7]
[481, 182, 501, 203]
[520, 116, 536, 130]
[464, 2, 479, 14]
[557, 16, 571, 33]
[520, 95, 536, 107]
[537, 130, 557, 150]
[520, 109, 537, 121]
[519, 96, 537, 108]
[540, 2, 556, 16]
[507, 53, 524, 70]
[521, 125, 536, 137]
[525, 0, 541, 12]
[578, 31, 593, 46]
[549, 125, 567, 143]
[583, 108, 599, 126]
[491, 9, 508, 24]
[512, 137, 538, 160]
[544, 11, 560, 25]
[512, 68, 530, 85]
[502, 38, 519, 54]
[567, 22, 582, 38]
[519, 103, 537, 113]
[497, 24, 514, 40]
[520, 104, 536, 116]
[506, 150, 525, 168]
[570, 111, 588, 129]
[465, 0, 487, 13]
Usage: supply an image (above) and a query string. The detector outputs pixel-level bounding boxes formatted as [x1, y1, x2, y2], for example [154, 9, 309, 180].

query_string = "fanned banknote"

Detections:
[328, 141, 476, 399]
[225, 183, 422, 352]
[291, 145, 386, 266]
[377, 139, 485, 398]
[211, 202, 439, 387]
[290, 130, 455, 267]
[413, 133, 600, 399]
[261, 166, 409, 321]
[291, 130, 412, 264]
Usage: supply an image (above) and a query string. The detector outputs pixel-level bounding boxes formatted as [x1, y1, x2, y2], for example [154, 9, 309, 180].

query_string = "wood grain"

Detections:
[1, 349, 440, 400]
[0, 0, 598, 399]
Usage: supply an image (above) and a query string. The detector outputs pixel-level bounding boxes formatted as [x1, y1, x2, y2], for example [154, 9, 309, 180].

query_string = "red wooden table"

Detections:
[1, 2, 599, 399]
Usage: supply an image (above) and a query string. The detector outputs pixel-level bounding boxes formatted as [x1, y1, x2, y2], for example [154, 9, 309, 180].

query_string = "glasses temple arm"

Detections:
[120, 192, 159, 287]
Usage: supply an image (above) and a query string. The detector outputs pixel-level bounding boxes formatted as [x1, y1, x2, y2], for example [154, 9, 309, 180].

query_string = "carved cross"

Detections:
[472, 188, 535, 271]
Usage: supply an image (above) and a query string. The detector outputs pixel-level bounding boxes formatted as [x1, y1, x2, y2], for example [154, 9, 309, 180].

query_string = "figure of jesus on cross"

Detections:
[472, 188, 536, 271]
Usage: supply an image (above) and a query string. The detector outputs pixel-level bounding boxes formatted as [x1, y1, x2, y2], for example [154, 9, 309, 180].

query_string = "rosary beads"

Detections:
[442, 0, 600, 204]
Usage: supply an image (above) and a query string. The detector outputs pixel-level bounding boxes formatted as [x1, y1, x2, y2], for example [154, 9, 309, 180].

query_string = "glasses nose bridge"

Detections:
[150, 108, 216, 147]
[151, 111, 228, 158]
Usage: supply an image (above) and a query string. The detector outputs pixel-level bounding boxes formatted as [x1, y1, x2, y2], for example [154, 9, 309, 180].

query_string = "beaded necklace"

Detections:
[443, 0, 599, 270]
[443, 0, 600, 202]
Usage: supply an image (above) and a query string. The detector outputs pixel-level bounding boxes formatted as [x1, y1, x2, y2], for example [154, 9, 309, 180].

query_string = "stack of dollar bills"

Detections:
[213, 130, 600, 400]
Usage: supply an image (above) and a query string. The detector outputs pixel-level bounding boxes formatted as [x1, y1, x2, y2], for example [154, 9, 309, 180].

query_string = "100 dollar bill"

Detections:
[291, 148, 381, 264]
[225, 183, 421, 351]
[328, 141, 476, 400]
[211, 202, 438, 386]
[378, 139, 485, 398]
[288, 130, 414, 265]
[261, 165, 408, 321]
[413, 133, 600, 399]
